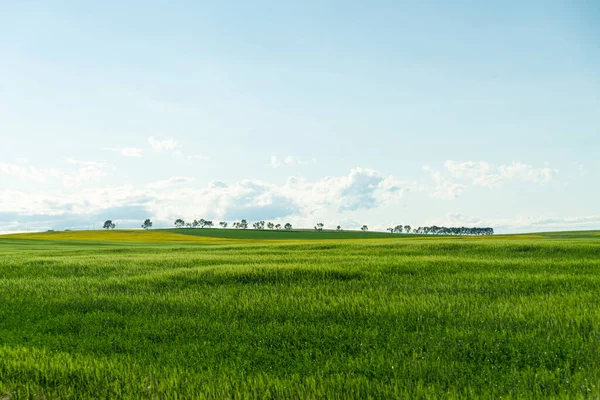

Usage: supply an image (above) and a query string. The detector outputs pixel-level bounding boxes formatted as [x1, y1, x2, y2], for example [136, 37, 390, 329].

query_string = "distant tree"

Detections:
[192, 220, 199, 228]
[220, 221, 228, 228]
[204, 220, 214, 228]
[361, 225, 368, 232]
[141, 219, 153, 230]
[199, 218, 206, 228]
[284, 223, 292, 230]
[387, 227, 394, 233]
[103, 220, 115, 230]
[240, 219, 248, 229]
[185, 222, 192, 228]
[253, 221, 265, 230]
[404, 225, 411, 234]
[275, 224, 281, 230]
[174, 219, 185, 228]
[394, 225, 403, 233]
[267, 222, 275, 230]
[337, 225, 342, 231]
[315, 222, 324, 232]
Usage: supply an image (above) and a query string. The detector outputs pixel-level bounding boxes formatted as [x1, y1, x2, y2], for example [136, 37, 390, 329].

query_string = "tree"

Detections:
[275, 224, 281, 230]
[284, 223, 292, 230]
[404, 225, 411, 234]
[315, 223, 324, 232]
[220, 221, 228, 228]
[192, 220, 199, 228]
[240, 219, 248, 229]
[267, 222, 275, 230]
[103, 220, 115, 230]
[253, 221, 265, 230]
[204, 220, 214, 228]
[337, 225, 342, 231]
[185, 222, 192, 228]
[387, 227, 394, 233]
[199, 218, 206, 228]
[394, 225, 403, 233]
[141, 219, 153, 230]
[174, 219, 185, 228]
[361, 225, 368, 232]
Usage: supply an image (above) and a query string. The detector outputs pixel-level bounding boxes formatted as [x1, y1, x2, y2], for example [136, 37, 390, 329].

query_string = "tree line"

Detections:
[103, 218, 494, 236]
[101, 219, 493, 235]
[385, 225, 494, 235]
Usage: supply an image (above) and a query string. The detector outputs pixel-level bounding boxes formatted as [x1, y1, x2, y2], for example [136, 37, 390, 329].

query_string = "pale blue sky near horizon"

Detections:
[0, 1, 598, 233]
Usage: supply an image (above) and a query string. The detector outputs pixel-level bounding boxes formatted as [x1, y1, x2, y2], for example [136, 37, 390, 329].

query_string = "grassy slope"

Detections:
[0, 233, 599, 398]
[1, 230, 241, 243]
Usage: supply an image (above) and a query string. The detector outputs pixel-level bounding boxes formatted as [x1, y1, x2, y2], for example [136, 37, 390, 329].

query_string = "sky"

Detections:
[0, 0, 599, 234]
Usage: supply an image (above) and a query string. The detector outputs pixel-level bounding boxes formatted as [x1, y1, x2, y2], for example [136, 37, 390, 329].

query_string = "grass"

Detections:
[0, 231, 599, 398]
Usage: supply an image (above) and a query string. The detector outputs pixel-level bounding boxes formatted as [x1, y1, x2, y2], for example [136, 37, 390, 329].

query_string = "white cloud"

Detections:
[63, 165, 106, 188]
[269, 156, 280, 168]
[146, 176, 195, 189]
[148, 136, 179, 152]
[443, 160, 558, 188]
[498, 162, 556, 183]
[444, 160, 491, 180]
[269, 155, 317, 168]
[104, 147, 144, 158]
[0, 163, 63, 182]
[423, 165, 467, 200]
[1, 161, 106, 189]
[0, 168, 417, 230]
[65, 158, 104, 167]
[574, 162, 588, 176]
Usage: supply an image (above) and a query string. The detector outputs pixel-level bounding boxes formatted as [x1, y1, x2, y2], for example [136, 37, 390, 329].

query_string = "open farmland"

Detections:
[0, 231, 599, 398]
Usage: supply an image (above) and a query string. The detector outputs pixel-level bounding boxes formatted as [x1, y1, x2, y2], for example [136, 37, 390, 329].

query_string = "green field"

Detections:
[1, 230, 599, 398]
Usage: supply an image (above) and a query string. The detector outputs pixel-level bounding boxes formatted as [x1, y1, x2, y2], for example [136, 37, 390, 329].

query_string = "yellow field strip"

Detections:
[0, 230, 240, 243]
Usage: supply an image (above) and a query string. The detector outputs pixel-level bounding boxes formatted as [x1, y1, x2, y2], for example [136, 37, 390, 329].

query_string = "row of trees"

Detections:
[173, 218, 216, 229]
[172, 218, 295, 231]
[102, 219, 493, 235]
[386, 225, 494, 235]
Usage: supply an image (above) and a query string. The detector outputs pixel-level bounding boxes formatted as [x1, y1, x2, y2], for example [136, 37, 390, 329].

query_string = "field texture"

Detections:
[0, 231, 599, 398]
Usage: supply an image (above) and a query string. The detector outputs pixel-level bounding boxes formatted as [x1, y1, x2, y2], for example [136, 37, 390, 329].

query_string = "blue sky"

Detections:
[1, 1, 598, 233]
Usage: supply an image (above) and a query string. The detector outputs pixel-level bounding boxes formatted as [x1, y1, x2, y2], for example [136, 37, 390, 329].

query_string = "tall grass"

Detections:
[0, 237, 599, 398]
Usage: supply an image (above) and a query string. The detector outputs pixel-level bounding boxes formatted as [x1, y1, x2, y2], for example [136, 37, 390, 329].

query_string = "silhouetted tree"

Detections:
[337, 225, 342, 231]
[275, 224, 281, 230]
[253, 221, 265, 230]
[174, 219, 185, 228]
[103, 220, 115, 230]
[267, 222, 275, 230]
[220, 221, 228, 228]
[315, 223, 324, 232]
[141, 219, 152, 230]
[361, 225, 368, 232]
[284, 223, 292, 230]
[404, 225, 411, 234]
